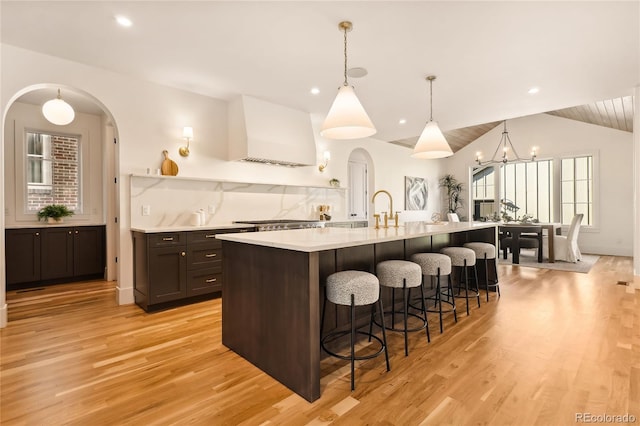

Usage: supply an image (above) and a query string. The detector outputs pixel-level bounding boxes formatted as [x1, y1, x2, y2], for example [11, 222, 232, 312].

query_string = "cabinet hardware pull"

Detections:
[162, 237, 174, 241]
[206, 278, 217, 283]
[205, 253, 217, 258]
[205, 234, 215, 238]
[68, 231, 72, 234]
[75, 230, 79, 234]
[35, 232, 40, 236]
[181, 251, 186, 256]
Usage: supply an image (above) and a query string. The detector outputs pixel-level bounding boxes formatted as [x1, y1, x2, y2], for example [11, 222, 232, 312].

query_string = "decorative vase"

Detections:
[47, 217, 63, 224]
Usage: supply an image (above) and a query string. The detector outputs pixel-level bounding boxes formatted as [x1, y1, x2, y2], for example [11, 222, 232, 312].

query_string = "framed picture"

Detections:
[405, 176, 428, 210]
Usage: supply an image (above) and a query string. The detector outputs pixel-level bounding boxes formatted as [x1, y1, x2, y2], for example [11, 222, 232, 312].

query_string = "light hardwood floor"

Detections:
[1, 256, 639, 425]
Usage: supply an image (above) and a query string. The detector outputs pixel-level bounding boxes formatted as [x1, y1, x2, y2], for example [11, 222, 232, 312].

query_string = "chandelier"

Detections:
[475, 120, 536, 165]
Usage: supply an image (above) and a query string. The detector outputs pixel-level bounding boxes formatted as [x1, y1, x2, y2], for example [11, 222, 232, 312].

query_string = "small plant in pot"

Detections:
[37, 204, 74, 223]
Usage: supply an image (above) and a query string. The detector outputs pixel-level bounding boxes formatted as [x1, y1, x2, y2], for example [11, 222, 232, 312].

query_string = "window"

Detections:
[500, 160, 553, 222]
[561, 156, 592, 225]
[472, 166, 496, 219]
[25, 131, 80, 213]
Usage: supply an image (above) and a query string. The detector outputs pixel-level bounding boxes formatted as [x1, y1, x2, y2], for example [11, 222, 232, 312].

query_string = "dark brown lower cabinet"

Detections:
[133, 227, 252, 312]
[5, 228, 41, 284]
[5, 225, 106, 289]
[41, 227, 74, 280]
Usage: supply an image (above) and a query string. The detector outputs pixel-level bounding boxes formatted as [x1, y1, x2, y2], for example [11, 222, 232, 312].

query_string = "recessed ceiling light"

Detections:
[399, 119, 407, 125]
[115, 15, 133, 27]
[347, 67, 368, 78]
[310, 87, 320, 95]
[528, 87, 540, 94]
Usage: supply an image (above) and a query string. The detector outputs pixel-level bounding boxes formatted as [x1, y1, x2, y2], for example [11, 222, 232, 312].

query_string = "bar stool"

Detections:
[440, 247, 480, 316]
[463, 242, 500, 301]
[320, 270, 390, 391]
[374, 260, 429, 356]
[410, 252, 457, 334]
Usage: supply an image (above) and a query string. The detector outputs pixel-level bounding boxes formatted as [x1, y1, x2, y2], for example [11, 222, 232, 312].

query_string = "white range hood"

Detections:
[228, 95, 317, 167]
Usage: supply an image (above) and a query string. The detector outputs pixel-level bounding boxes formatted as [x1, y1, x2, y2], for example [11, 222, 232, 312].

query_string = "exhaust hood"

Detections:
[228, 95, 317, 167]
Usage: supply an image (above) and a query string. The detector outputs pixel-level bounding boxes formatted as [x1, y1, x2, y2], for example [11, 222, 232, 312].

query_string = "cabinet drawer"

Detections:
[148, 232, 185, 248]
[187, 268, 222, 296]
[187, 230, 222, 247]
[188, 246, 222, 269]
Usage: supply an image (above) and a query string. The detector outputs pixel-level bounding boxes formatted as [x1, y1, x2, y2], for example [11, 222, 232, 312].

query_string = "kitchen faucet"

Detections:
[371, 189, 399, 228]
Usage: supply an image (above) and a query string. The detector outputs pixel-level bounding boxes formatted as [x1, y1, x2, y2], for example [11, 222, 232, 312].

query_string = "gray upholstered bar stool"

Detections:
[374, 260, 429, 356]
[320, 270, 390, 391]
[440, 247, 480, 316]
[410, 252, 457, 334]
[463, 242, 500, 301]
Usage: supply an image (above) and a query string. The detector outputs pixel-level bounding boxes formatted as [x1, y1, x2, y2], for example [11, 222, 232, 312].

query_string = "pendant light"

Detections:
[412, 76, 453, 159]
[475, 120, 537, 165]
[42, 89, 75, 125]
[320, 21, 376, 140]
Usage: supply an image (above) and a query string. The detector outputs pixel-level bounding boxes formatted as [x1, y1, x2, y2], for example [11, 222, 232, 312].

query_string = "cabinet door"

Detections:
[73, 226, 105, 276]
[5, 229, 41, 285]
[41, 227, 74, 280]
[148, 246, 187, 303]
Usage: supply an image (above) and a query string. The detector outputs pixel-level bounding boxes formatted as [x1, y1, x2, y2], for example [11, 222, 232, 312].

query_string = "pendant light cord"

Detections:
[343, 26, 348, 86]
[429, 78, 433, 122]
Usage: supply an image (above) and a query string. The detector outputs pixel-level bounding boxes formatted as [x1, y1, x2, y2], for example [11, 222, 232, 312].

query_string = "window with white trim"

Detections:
[560, 156, 593, 225]
[500, 160, 553, 223]
[25, 131, 81, 213]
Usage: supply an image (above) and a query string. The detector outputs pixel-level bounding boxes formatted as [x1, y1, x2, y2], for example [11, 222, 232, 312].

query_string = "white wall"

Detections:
[445, 113, 634, 256]
[1, 44, 442, 325]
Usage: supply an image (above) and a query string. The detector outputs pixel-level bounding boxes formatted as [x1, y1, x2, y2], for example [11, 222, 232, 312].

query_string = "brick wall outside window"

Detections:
[27, 134, 80, 212]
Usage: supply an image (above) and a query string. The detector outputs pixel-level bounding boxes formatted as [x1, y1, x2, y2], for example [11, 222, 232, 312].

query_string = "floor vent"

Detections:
[616, 280, 629, 286]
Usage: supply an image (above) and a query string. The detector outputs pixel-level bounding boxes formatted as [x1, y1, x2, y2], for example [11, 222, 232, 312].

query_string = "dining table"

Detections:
[499, 222, 562, 263]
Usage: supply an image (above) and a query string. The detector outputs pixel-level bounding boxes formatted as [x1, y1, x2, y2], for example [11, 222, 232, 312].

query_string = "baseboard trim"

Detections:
[116, 286, 135, 305]
[0, 303, 7, 328]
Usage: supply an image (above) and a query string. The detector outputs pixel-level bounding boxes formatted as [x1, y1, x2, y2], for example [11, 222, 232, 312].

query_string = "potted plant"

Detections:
[439, 174, 464, 216]
[37, 204, 74, 223]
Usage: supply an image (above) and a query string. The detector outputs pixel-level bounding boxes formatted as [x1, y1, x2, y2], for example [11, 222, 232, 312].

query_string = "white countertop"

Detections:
[130, 223, 256, 233]
[215, 221, 497, 252]
[5, 222, 106, 229]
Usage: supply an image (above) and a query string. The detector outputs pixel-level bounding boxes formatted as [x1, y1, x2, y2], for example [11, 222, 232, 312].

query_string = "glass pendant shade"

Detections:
[411, 121, 453, 159]
[321, 85, 376, 140]
[42, 91, 75, 125]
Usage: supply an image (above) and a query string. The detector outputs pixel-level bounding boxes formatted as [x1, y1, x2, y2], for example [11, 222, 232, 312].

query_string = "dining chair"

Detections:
[553, 213, 584, 263]
[500, 225, 543, 264]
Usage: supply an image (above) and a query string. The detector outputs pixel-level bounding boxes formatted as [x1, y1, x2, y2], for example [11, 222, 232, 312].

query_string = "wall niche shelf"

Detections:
[130, 174, 347, 191]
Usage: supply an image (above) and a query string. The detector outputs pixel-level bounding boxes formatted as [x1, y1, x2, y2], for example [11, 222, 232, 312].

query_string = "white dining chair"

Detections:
[554, 214, 584, 263]
[447, 212, 460, 222]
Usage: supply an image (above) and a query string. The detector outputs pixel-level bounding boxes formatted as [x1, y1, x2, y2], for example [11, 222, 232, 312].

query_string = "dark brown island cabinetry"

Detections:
[5, 225, 106, 290]
[132, 227, 253, 312]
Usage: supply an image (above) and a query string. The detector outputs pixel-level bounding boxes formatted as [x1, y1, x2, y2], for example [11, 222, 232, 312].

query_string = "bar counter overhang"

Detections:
[216, 221, 498, 402]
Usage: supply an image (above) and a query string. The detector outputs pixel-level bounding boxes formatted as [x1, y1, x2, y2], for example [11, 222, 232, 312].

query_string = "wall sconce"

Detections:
[179, 126, 193, 157]
[318, 151, 331, 172]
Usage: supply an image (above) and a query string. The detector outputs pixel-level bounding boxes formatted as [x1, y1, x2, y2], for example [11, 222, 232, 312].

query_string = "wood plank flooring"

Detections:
[1, 256, 639, 425]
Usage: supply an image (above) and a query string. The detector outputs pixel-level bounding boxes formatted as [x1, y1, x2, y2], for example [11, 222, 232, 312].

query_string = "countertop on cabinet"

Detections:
[131, 224, 256, 233]
[5, 222, 106, 229]
[216, 221, 496, 252]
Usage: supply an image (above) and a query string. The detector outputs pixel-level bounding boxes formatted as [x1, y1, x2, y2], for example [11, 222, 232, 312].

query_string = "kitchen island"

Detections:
[216, 221, 497, 402]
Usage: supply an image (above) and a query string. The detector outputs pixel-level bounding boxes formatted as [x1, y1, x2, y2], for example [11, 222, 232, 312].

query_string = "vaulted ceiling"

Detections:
[390, 96, 635, 152]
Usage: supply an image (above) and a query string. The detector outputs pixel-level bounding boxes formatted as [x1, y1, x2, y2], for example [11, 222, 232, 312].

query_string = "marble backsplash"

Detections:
[130, 175, 347, 229]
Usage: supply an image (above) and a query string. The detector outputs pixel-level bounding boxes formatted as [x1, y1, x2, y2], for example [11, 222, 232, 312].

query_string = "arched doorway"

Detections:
[347, 148, 375, 223]
[1, 84, 120, 325]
